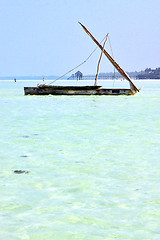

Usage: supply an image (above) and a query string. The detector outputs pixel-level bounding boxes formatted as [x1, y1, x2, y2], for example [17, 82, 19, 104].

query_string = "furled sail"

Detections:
[79, 22, 139, 92]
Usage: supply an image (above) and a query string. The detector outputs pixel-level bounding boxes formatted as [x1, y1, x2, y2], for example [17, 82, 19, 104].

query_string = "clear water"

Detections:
[0, 80, 160, 240]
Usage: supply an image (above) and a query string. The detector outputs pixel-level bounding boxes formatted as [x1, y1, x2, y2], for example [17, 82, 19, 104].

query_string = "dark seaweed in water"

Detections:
[14, 170, 29, 174]
[17, 135, 30, 138]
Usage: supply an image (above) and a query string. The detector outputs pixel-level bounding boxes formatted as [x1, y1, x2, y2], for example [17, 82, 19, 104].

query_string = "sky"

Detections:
[0, 0, 159, 76]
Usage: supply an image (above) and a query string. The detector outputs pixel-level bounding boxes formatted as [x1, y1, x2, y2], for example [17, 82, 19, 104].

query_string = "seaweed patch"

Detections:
[13, 170, 30, 174]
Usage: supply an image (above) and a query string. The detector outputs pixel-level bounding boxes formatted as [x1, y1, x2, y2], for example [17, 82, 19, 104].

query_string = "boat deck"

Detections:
[24, 85, 135, 95]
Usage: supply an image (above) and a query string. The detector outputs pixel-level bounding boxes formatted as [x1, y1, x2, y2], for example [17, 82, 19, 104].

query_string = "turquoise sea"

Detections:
[0, 79, 160, 240]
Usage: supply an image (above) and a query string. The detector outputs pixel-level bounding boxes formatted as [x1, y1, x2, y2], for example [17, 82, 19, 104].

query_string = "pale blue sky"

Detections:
[0, 0, 159, 76]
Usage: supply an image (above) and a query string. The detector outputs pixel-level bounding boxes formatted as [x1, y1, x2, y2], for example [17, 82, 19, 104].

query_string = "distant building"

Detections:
[68, 71, 83, 80]
[75, 71, 83, 80]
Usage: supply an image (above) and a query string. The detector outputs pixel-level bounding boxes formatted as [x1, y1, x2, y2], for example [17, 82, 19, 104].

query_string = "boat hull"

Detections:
[24, 85, 136, 95]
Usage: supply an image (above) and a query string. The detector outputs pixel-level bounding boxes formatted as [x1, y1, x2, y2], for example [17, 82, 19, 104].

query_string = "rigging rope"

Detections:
[108, 36, 116, 87]
[108, 36, 114, 58]
[48, 34, 109, 85]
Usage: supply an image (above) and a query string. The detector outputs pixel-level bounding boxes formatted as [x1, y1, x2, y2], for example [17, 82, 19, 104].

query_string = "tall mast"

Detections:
[79, 22, 139, 92]
[95, 33, 109, 86]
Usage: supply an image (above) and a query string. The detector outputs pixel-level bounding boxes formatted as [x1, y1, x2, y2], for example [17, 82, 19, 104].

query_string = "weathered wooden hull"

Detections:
[24, 85, 136, 95]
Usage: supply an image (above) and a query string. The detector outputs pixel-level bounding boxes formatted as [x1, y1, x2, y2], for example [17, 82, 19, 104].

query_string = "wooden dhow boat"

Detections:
[24, 22, 139, 96]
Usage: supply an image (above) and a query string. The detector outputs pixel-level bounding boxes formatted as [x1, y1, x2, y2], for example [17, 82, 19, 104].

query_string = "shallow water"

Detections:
[0, 80, 160, 239]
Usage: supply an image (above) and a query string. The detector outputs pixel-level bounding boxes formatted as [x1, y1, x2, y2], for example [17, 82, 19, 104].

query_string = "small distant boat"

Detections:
[24, 22, 139, 96]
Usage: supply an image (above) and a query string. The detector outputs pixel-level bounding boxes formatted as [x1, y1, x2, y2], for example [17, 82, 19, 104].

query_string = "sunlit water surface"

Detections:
[0, 80, 160, 239]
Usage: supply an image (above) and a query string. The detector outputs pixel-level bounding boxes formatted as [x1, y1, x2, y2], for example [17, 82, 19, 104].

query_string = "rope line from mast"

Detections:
[108, 36, 116, 87]
[48, 34, 109, 85]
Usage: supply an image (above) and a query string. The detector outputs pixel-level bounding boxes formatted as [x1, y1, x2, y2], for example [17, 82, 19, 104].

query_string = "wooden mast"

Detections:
[95, 33, 109, 86]
[79, 22, 139, 92]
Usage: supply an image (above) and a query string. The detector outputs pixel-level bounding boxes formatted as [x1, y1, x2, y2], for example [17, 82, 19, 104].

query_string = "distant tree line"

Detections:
[1, 67, 160, 80]
[137, 68, 160, 79]
[68, 68, 160, 80]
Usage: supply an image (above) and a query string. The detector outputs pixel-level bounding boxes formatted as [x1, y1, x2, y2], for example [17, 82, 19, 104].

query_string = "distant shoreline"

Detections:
[0, 67, 160, 81]
[0, 79, 160, 81]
